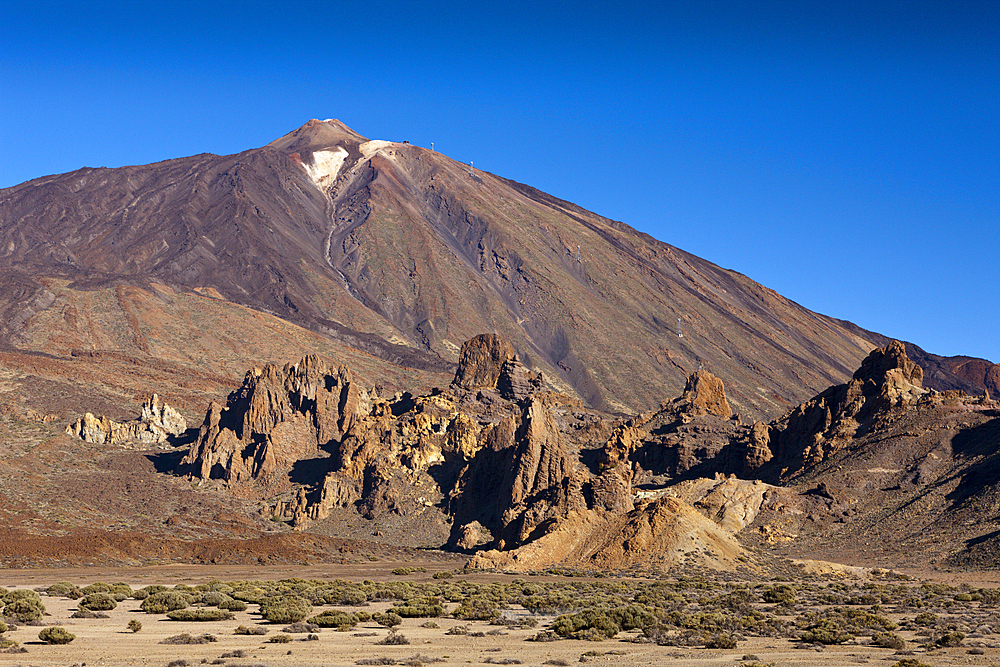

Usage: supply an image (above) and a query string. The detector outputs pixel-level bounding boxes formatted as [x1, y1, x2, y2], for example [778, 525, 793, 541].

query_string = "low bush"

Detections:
[872, 631, 905, 649]
[376, 629, 410, 645]
[133, 584, 168, 600]
[80, 592, 118, 611]
[38, 626, 76, 644]
[936, 631, 965, 647]
[81, 582, 111, 595]
[127, 619, 142, 633]
[46, 582, 82, 599]
[283, 622, 320, 633]
[219, 598, 248, 611]
[141, 590, 192, 614]
[234, 624, 268, 635]
[374, 612, 403, 628]
[799, 620, 854, 645]
[260, 594, 312, 623]
[166, 608, 235, 622]
[762, 584, 796, 605]
[160, 633, 217, 644]
[309, 610, 370, 629]
[267, 633, 292, 643]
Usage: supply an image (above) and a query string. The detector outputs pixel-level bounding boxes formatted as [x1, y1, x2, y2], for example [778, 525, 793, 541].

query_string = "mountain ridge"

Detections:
[0, 119, 994, 421]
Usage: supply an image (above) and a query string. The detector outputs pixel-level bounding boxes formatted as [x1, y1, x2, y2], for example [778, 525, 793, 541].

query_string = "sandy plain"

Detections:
[2, 562, 1000, 667]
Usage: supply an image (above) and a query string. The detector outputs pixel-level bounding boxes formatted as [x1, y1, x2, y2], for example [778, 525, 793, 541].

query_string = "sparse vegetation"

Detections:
[80, 592, 118, 611]
[141, 590, 192, 614]
[377, 629, 411, 645]
[166, 608, 235, 621]
[38, 626, 76, 644]
[161, 633, 218, 644]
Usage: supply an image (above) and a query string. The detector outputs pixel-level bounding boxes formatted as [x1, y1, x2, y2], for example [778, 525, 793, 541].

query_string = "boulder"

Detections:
[452, 334, 514, 390]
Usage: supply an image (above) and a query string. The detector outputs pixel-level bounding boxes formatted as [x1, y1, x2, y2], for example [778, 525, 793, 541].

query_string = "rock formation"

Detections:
[172, 333, 997, 573]
[451, 334, 515, 391]
[760, 341, 930, 479]
[66, 394, 186, 447]
[181, 356, 369, 496]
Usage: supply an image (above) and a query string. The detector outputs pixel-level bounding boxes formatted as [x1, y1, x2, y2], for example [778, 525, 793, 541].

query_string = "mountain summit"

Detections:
[0, 119, 991, 418]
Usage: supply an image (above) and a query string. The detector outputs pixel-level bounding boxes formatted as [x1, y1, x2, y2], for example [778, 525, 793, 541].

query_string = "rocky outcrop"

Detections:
[451, 334, 514, 390]
[675, 370, 733, 418]
[762, 341, 929, 479]
[66, 394, 186, 447]
[446, 396, 584, 550]
[181, 356, 369, 495]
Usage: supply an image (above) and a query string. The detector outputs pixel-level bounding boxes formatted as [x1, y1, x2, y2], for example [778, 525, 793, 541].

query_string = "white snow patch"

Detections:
[360, 140, 394, 158]
[305, 147, 349, 188]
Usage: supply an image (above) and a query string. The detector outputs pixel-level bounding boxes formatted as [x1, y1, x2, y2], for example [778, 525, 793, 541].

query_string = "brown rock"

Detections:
[452, 334, 514, 390]
[181, 355, 369, 496]
[678, 370, 733, 417]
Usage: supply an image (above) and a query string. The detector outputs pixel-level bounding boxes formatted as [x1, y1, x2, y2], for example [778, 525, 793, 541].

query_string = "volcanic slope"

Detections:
[0, 119, 992, 419]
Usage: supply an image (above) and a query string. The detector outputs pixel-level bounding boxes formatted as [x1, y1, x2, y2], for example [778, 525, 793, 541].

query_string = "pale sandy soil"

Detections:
[1, 563, 999, 667]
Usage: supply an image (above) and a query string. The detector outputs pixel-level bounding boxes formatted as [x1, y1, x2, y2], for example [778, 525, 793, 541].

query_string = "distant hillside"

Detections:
[0, 119, 992, 420]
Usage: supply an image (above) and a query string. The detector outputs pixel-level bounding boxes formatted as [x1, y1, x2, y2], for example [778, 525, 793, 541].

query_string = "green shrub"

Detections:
[392, 603, 444, 618]
[81, 582, 111, 595]
[452, 596, 501, 620]
[134, 584, 168, 600]
[80, 592, 118, 611]
[234, 625, 269, 635]
[167, 608, 235, 622]
[433, 571, 453, 579]
[260, 595, 312, 623]
[200, 591, 232, 607]
[705, 633, 738, 649]
[936, 631, 965, 647]
[46, 582, 82, 599]
[3, 590, 45, 622]
[141, 590, 192, 613]
[127, 619, 142, 633]
[309, 611, 368, 629]
[267, 633, 292, 643]
[553, 609, 620, 640]
[219, 598, 248, 611]
[0, 620, 8, 634]
[109, 583, 134, 599]
[762, 584, 795, 605]
[373, 612, 403, 628]
[800, 620, 853, 645]
[38, 626, 76, 644]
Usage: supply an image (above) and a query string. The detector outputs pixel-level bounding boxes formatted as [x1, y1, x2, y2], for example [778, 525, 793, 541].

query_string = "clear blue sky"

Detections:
[3, 1, 997, 363]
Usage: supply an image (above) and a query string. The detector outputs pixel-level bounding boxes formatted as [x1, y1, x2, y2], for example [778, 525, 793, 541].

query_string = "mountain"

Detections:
[3, 118, 992, 424]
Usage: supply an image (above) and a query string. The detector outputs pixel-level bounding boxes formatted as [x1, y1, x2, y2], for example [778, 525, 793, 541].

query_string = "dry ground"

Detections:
[2, 563, 1000, 667]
